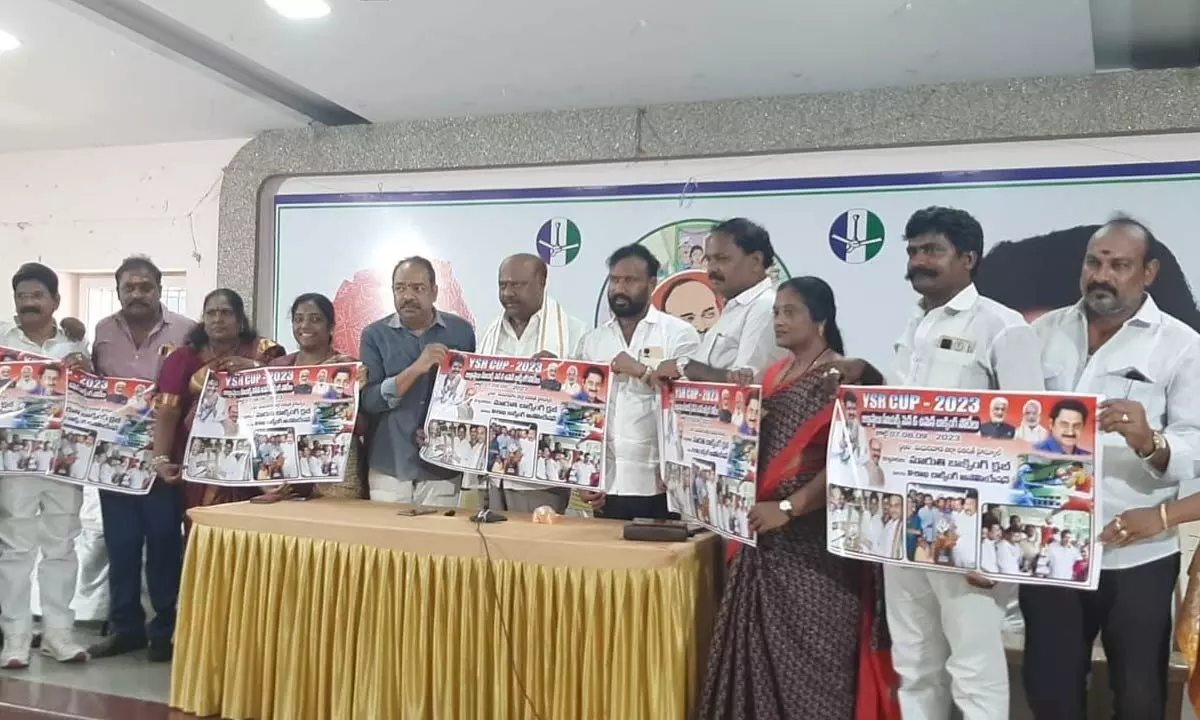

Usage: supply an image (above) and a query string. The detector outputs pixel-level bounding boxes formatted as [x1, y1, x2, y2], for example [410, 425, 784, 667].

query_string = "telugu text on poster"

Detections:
[53, 370, 158, 495]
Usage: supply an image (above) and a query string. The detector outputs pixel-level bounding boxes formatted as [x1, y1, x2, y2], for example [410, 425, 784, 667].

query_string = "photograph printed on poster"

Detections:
[826, 486, 906, 561]
[0, 428, 59, 474]
[297, 433, 354, 479]
[86, 441, 154, 492]
[825, 385, 1103, 589]
[903, 483, 981, 570]
[0, 361, 65, 469]
[49, 427, 96, 481]
[251, 428, 299, 481]
[185, 437, 253, 483]
[980, 503, 1093, 583]
[422, 352, 610, 490]
[422, 421, 488, 472]
[535, 434, 603, 487]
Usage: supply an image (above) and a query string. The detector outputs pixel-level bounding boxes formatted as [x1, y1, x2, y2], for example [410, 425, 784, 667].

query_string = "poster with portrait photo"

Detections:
[55, 368, 157, 495]
[0, 359, 66, 475]
[0, 427, 61, 475]
[183, 363, 361, 487]
[661, 380, 762, 546]
[826, 384, 1103, 589]
[422, 352, 610, 490]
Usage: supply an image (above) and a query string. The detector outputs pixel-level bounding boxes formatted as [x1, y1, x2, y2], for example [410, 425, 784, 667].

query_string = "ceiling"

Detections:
[0, 0, 1196, 152]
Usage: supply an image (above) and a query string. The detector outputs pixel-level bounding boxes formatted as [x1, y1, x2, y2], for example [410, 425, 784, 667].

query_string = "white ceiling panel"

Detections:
[139, 0, 1096, 121]
[0, 0, 307, 152]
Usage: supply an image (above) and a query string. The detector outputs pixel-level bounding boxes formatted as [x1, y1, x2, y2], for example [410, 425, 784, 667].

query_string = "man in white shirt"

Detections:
[1045, 529, 1082, 581]
[0, 263, 92, 668]
[475, 254, 587, 513]
[654, 218, 785, 386]
[996, 529, 1023, 575]
[879, 495, 905, 560]
[840, 207, 1044, 720]
[1014, 399, 1049, 444]
[952, 497, 981, 570]
[578, 244, 702, 520]
[979, 520, 1001, 573]
[1021, 217, 1200, 719]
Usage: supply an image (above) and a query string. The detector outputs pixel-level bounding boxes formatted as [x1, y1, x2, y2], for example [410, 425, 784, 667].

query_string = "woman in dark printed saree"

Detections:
[266, 293, 368, 500]
[152, 289, 285, 519]
[699, 277, 898, 720]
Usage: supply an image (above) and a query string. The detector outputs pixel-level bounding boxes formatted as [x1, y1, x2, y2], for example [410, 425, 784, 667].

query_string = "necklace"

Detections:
[781, 345, 832, 384]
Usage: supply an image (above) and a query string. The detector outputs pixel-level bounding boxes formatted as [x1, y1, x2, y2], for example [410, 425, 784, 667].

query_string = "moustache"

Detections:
[399, 302, 421, 310]
[1086, 282, 1117, 296]
[707, 271, 725, 283]
[905, 268, 938, 281]
[610, 294, 632, 305]
[17, 307, 39, 314]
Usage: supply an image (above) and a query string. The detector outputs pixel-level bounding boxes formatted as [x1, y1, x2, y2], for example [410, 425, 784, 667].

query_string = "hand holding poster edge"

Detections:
[825, 384, 1104, 591]
[181, 363, 362, 488]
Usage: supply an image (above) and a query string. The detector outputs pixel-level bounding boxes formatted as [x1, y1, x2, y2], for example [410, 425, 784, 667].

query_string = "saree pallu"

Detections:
[1177, 551, 1200, 712]
[158, 339, 285, 510]
[705, 360, 898, 720]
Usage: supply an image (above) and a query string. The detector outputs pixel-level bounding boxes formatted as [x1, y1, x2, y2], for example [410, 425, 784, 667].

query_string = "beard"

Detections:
[609, 292, 648, 318]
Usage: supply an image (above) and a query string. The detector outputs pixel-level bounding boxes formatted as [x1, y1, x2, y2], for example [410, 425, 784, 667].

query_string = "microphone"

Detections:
[473, 474, 507, 524]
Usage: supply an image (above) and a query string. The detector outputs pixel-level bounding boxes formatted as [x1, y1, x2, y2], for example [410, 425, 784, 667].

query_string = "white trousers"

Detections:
[884, 565, 1009, 720]
[367, 469, 460, 507]
[0, 476, 84, 634]
[30, 487, 110, 622]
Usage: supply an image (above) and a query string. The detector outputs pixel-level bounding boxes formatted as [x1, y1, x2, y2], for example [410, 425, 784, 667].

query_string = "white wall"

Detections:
[0, 138, 249, 320]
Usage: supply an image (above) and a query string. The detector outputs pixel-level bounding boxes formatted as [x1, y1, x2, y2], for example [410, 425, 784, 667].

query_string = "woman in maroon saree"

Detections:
[268, 293, 367, 500]
[152, 289, 284, 514]
[699, 277, 898, 720]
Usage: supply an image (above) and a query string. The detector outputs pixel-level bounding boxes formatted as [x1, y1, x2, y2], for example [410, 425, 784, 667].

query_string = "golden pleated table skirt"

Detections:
[170, 498, 720, 720]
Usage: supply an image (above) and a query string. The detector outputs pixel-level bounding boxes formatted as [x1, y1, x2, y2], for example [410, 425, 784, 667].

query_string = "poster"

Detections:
[53, 370, 158, 495]
[421, 352, 609, 491]
[182, 363, 361, 487]
[661, 380, 762, 546]
[826, 385, 1103, 589]
[0, 358, 65, 476]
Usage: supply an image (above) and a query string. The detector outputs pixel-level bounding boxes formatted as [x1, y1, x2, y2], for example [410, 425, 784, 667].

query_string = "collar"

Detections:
[6, 318, 64, 343]
[387, 310, 447, 331]
[916, 284, 980, 317]
[502, 306, 543, 337]
[603, 305, 663, 329]
[726, 276, 773, 307]
[1068, 293, 1163, 330]
[114, 305, 173, 333]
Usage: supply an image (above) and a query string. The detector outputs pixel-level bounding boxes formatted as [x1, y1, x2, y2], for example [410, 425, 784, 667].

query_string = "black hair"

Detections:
[711, 217, 775, 268]
[584, 366, 606, 383]
[1049, 398, 1089, 423]
[688, 245, 704, 258]
[187, 288, 257, 350]
[12, 263, 59, 297]
[975, 221, 1200, 332]
[607, 244, 661, 278]
[114, 255, 162, 288]
[843, 389, 858, 405]
[777, 276, 845, 355]
[289, 292, 336, 327]
[393, 256, 437, 284]
[904, 206, 985, 279]
[450, 354, 464, 368]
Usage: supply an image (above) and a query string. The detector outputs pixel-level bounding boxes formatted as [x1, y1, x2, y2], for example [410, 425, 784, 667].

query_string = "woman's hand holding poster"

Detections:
[182, 363, 361, 486]
[661, 380, 762, 546]
[826, 384, 1103, 589]
[420, 351, 610, 490]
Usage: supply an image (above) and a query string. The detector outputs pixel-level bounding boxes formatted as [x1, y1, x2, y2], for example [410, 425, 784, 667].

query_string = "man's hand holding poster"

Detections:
[421, 352, 609, 490]
[661, 380, 762, 546]
[183, 364, 361, 486]
[826, 385, 1103, 589]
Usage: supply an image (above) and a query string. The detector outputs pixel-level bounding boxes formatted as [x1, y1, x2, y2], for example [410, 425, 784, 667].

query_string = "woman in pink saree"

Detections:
[152, 289, 284, 517]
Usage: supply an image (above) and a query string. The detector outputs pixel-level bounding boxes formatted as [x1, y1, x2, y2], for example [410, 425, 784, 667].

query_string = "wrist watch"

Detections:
[1137, 430, 1166, 460]
[779, 499, 794, 517]
[675, 357, 691, 381]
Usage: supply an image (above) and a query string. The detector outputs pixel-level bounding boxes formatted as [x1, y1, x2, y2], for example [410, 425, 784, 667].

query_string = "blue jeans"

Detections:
[98, 483, 183, 640]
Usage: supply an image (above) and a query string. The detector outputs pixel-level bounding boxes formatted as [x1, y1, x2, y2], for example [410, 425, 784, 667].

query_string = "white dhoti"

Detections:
[884, 565, 1009, 720]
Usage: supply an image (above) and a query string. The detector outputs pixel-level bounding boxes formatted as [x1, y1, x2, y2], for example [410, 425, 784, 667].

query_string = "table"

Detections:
[169, 498, 721, 720]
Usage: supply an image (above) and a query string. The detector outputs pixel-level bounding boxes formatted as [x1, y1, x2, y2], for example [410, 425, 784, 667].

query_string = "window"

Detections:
[76, 274, 187, 338]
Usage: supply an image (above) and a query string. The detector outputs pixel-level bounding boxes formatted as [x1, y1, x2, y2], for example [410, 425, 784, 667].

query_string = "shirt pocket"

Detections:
[927, 348, 990, 389]
[1100, 373, 1168, 429]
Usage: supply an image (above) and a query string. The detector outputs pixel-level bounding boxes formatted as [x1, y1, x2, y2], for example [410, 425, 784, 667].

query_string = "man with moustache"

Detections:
[978, 397, 1015, 439]
[1020, 217, 1200, 720]
[475, 253, 586, 512]
[833, 207, 1044, 720]
[360, 257, 476, 505]
[0, 263, 91, 668]
[576, 244, 700, 520]
[1033, 399, 1092, 456]
[1015, 399, 1049, 444]
[89, 256, 194, 662]
[655, 218, 785, 386]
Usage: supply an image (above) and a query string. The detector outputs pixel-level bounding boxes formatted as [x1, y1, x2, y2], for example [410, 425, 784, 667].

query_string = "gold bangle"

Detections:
[155, 393, 180, 409]
[1160, 503, 1171, 532]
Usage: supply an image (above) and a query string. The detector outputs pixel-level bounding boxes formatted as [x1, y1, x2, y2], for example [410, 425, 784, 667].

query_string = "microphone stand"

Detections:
[473, 474, 507, 524]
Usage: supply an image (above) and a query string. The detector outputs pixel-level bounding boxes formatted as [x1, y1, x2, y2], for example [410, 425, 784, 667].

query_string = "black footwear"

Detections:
[147, 637, 172, 663]
[87, 633, 147, 658]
